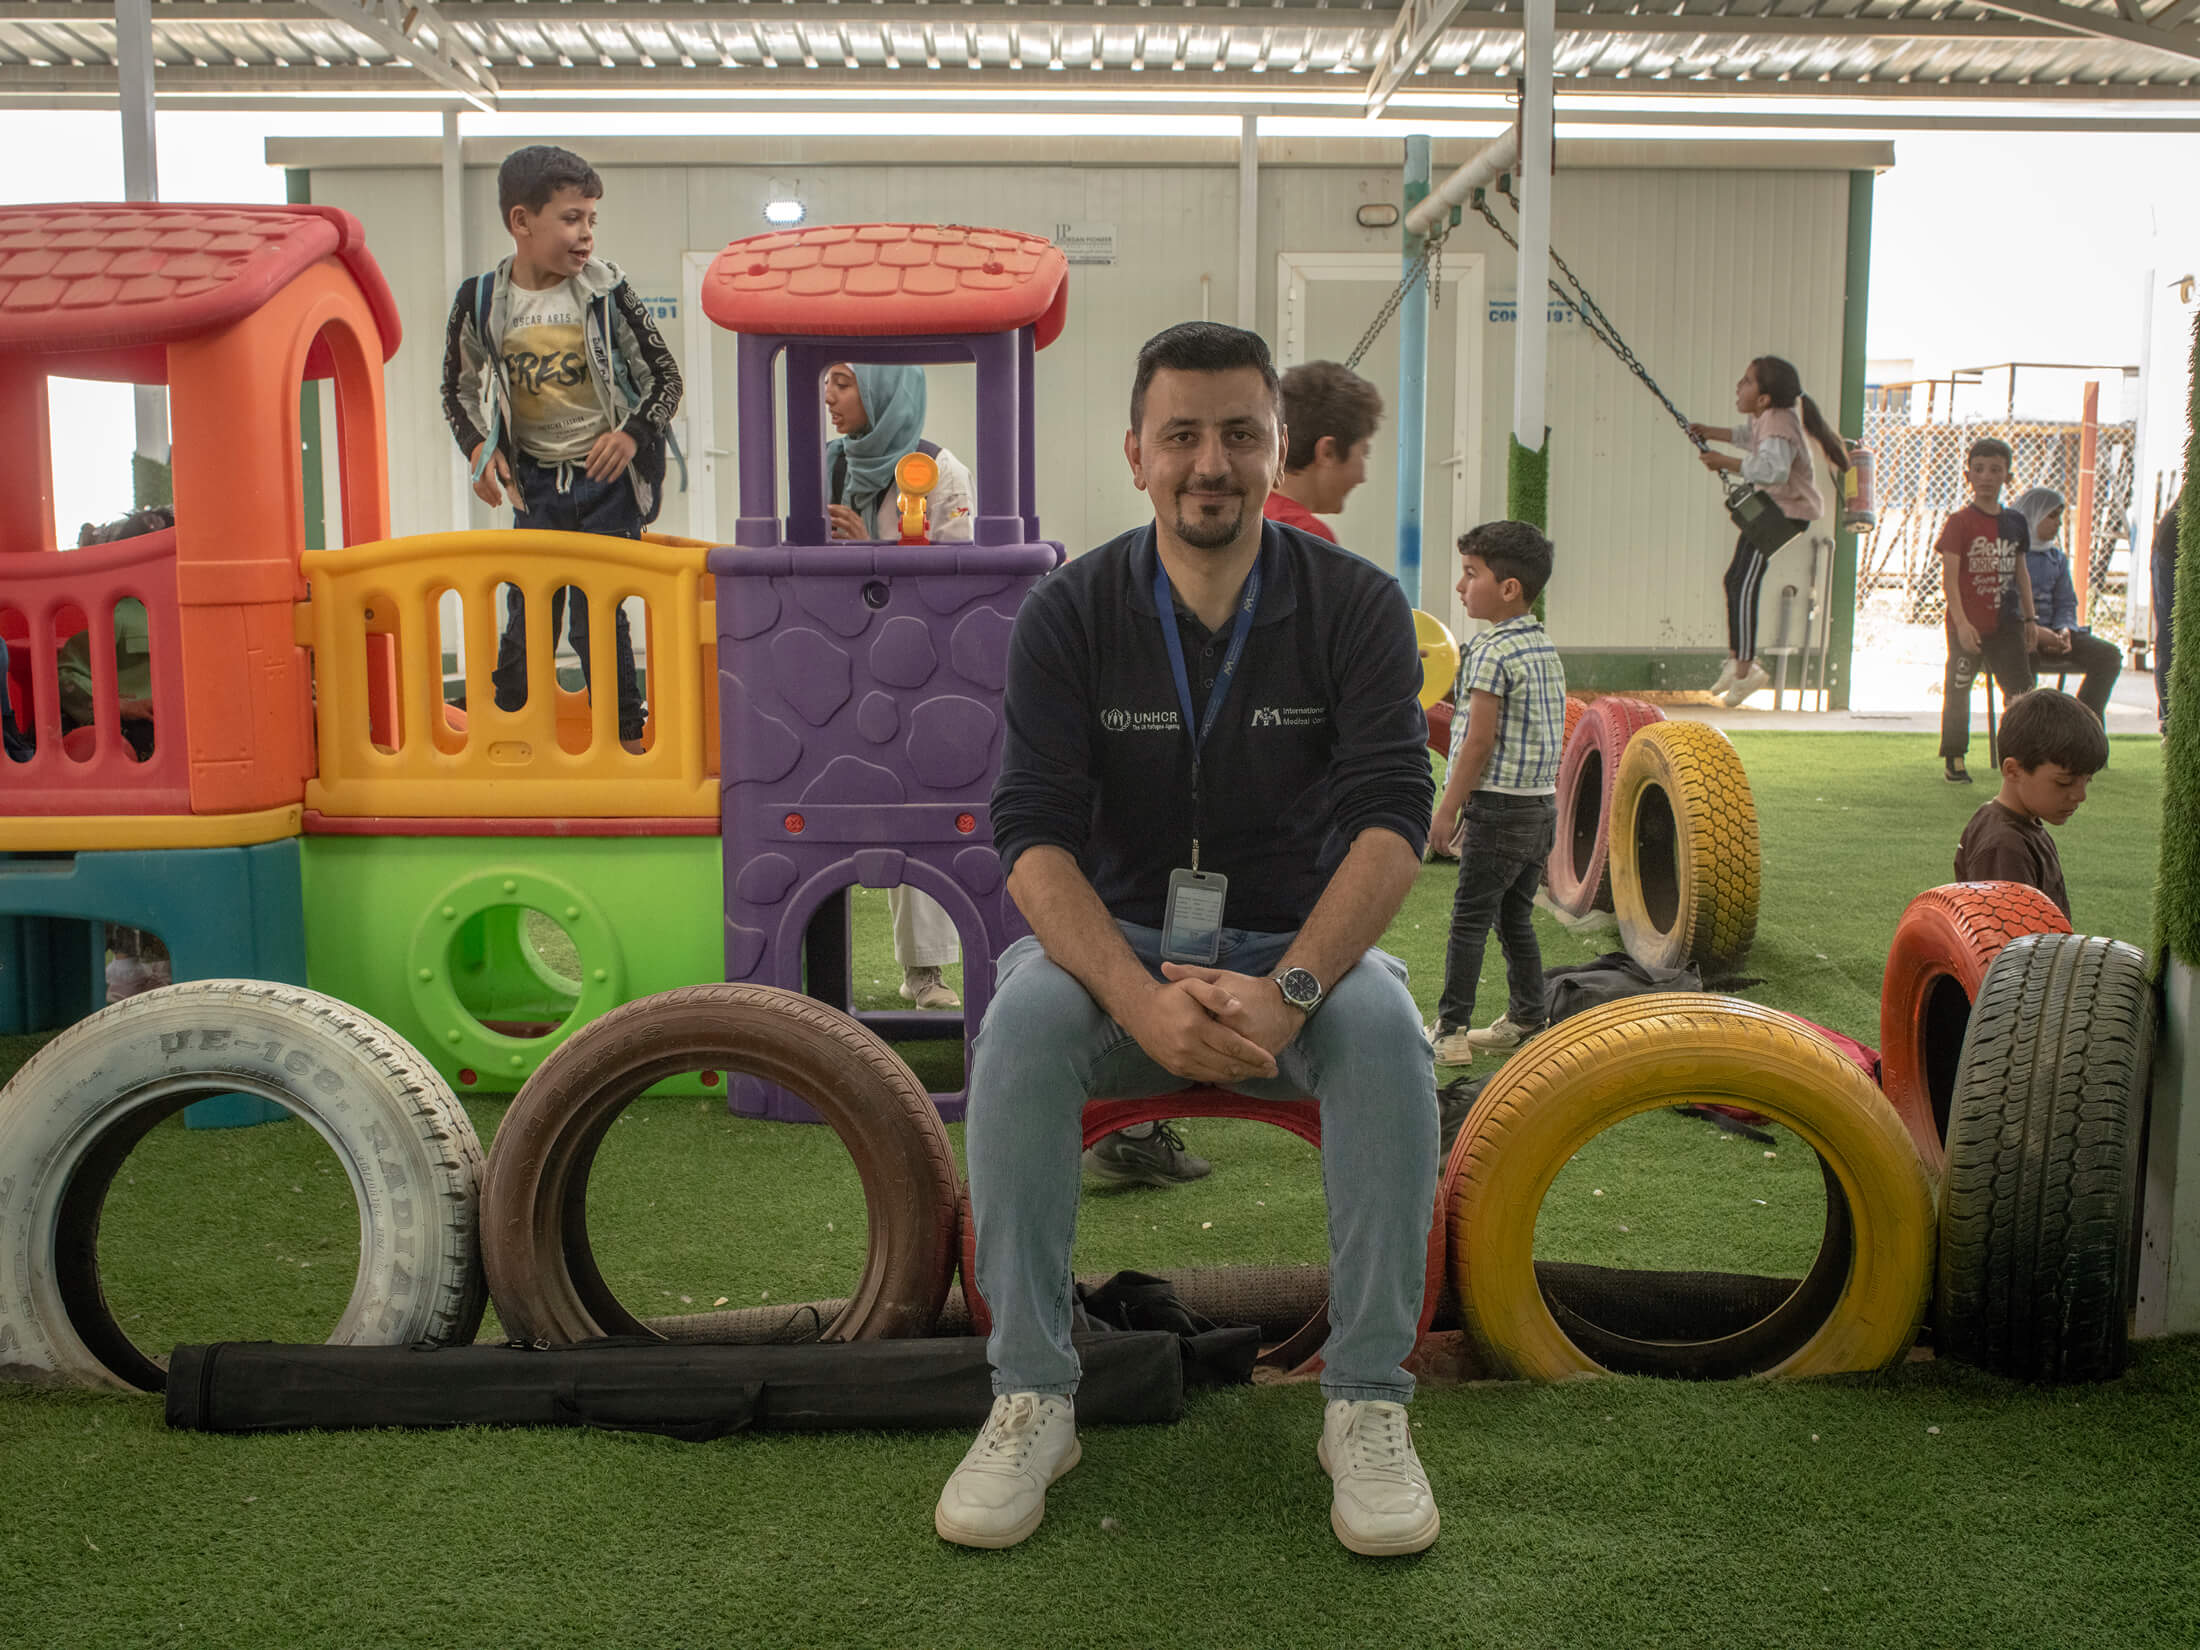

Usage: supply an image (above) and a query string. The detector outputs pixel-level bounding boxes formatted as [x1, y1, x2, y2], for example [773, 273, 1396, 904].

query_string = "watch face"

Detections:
[1280, 967, 1322, 1009]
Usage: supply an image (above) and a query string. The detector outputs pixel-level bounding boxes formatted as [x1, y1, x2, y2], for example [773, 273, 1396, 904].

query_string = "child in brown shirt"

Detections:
[1952, 687, 2108, 920]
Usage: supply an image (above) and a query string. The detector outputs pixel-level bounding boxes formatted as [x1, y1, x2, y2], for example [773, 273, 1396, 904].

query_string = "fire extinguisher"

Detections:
[1841, 444, 1878, 534]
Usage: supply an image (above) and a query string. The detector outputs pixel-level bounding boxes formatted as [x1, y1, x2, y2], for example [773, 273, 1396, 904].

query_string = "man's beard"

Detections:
[1172, 483, 1247, 550]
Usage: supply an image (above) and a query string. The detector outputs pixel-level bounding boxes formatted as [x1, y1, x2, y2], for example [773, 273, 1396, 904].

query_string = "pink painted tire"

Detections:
[1545, 696, 1666, 916]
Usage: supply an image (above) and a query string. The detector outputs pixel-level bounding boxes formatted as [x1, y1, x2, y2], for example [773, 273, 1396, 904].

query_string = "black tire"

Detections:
[0, 980, 486, 1391]
[481, 984, 959, 1345]
[1936, 933, 2155, 1383]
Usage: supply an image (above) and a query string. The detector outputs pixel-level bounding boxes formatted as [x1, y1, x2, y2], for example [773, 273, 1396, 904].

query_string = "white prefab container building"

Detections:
[274, 133, 1887, 696]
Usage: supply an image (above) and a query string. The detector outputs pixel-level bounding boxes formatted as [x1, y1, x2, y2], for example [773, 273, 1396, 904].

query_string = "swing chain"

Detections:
[1472, 187, 1709, 456]
[1342, 225, 1447, 373]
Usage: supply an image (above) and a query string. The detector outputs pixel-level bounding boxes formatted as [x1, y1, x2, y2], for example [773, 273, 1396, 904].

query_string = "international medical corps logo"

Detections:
[1252, 705, 1327, 729]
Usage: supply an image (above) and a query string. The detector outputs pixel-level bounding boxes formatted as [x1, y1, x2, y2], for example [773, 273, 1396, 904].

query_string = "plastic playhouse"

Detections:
[1, 206, 1067, 1125]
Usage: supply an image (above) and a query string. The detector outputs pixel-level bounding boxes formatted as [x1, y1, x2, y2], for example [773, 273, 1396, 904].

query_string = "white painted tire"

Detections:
[0, 980, 486, 1391]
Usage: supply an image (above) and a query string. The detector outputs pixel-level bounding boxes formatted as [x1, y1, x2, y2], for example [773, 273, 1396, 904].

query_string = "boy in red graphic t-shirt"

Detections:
[1938, 437, 2044, 784]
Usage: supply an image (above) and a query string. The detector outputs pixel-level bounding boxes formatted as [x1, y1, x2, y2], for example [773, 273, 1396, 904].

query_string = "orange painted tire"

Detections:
[1877, 882, 2071, 1177]
[1545, 695, 1665, 916]
[959, 1088, 1446, 1363]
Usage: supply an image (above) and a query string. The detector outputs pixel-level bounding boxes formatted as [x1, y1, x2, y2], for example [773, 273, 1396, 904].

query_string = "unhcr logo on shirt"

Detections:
[1100, 708, 1181, 733]
[1251, 706, 1327, 728]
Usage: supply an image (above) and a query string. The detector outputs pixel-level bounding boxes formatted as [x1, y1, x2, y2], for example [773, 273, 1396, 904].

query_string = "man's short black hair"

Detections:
[2000, 688, 2108, 776]
[498, 145, 603, 223]
[1280, 361, 1384, 472]
[1129, 322, 1280, 433]
[1458, 520, 1554, 605]
[1966, 436, 2014, 468]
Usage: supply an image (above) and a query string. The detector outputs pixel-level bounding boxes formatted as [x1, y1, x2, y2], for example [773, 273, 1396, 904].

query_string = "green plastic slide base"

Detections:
[301, 834, 724, 1097]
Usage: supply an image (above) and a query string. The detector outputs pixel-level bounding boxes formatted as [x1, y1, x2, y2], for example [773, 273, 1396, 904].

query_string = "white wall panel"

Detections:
[305, 145, 1857, 659]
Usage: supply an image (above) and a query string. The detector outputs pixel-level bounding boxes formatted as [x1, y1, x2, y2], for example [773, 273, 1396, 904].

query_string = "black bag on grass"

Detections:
[1542, 951, 1700, 1025]
[166, 1331, 1192, 1441]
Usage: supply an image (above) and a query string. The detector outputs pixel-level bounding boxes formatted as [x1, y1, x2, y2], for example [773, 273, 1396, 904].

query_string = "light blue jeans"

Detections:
[966, 921, 1438, 1403]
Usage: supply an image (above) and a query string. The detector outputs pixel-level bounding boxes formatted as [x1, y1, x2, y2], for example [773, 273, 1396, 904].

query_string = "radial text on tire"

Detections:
[1544, 695, 1664, 917]
[1878, 881, 2072, 1178]
[480, 983, 960, 1345]
[0, 980, 487, 1391]
[1608, 720, 1760, 972]
[1446, 994, 1934, 1381]
[1935, 933, 2155, 1384]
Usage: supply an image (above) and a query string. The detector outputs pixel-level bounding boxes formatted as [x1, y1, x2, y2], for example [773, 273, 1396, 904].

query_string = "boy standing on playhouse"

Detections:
[440, 145, 682, 746]
[1427, 522, 1566, 1069]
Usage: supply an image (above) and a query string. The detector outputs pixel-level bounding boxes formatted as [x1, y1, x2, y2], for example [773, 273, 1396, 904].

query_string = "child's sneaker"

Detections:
[1721, 663, 1773, 707]
[1709, 657, 1739, 696]
[1464, 1015, 1542, 1053]
[1429, 1022, 1477, 1066]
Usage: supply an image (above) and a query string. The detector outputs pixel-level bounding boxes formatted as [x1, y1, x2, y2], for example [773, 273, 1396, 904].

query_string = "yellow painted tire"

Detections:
[1412, 609, 1461, 712]
[1610, 720, 1760, 972]
[1447, 994, 1934, 1381]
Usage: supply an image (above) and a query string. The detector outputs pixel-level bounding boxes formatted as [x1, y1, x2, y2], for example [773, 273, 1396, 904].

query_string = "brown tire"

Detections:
[1609, 720, 1760, 971]
[1878, 882, 2072, 1177]
[1546, 695, 1664, 916]
[481, 984, 959, 1344]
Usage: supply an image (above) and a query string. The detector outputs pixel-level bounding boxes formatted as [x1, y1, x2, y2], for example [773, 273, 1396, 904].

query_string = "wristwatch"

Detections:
[1274, 966, 1325, 1019]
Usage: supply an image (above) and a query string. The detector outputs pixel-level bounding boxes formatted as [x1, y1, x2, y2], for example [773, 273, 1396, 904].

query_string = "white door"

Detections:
[1275, 250, 1485, 639]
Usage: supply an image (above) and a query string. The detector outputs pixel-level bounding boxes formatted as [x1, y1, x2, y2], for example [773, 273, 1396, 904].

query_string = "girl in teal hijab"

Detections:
[825, 362, 928, 532]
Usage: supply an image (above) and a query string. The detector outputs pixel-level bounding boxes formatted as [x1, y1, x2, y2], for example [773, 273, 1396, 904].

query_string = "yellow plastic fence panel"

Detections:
[302, 531, 718, 820]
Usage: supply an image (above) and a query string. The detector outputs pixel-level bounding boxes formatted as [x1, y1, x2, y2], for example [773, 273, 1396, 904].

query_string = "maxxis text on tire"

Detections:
[480, 984, 959, 1345]
[1935, 933, 2154, 1384]
[0, 980, 486, 1391]
[1545, 695, 1664, 917]
[1446, 994, 1934, 1381]
[1609, 719, 1760, 972]
[1878, 881, 2071, 1177]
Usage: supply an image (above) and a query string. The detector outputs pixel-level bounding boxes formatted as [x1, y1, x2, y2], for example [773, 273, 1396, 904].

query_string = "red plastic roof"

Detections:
[0, 202, 400, 364]
[703, 223, 1069, 346]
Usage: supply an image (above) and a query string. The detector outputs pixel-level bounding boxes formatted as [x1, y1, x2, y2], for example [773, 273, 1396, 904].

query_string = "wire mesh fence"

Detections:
[1856, 407, 2136, 645]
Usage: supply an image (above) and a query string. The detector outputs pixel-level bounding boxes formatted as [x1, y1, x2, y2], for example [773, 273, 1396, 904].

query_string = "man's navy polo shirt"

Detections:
[991, 519, 1434, 935]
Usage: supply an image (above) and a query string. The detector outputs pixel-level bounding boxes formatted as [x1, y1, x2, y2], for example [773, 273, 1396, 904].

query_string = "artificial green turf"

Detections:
[0, 730, 2188, 1649]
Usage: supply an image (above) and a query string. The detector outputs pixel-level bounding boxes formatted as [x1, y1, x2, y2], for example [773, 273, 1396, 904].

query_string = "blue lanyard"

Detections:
[1153, 549, 1261, 869]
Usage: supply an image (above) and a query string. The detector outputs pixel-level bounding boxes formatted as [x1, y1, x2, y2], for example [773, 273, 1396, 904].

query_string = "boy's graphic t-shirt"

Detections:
[1936, 503, 2027, 635]
[501, 280, 611, 465]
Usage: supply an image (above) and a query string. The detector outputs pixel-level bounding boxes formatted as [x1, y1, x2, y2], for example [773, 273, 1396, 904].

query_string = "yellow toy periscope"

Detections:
[896, 449, 940, 544]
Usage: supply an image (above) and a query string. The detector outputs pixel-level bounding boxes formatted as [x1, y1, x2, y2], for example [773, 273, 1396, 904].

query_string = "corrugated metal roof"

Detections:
[2, 1, 2197, 111]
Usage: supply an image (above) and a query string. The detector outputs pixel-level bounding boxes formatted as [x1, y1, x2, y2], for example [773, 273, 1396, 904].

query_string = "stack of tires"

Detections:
[1876, 886, 2156, 1384]
[1545, 697, 1762, 977]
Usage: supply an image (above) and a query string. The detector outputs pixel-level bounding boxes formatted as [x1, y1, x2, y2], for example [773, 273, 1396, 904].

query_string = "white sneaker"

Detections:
[934, 1393, 1079, 1549]
[1709, 657, 1739, 696]
[1318, 1398, 1440, 1556]
[900, 965, 963, 1010]
[1465, 1014, 1541, 1052]
[1722, 663, 1773, 708]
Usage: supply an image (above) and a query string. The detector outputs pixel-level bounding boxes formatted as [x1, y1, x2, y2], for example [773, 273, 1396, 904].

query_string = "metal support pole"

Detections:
[115, 0, 168, 491]
[1395, 134, 1431, 607]
[444, 109, 472, 532]
[2132, 270, 2159, 651]
[2075, 379, 2100, 618]
[1512, 0, 1555, 458]
[1237, 113, 1258, 331]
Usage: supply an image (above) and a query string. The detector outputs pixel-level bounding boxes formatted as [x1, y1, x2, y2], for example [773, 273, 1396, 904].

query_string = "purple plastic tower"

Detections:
[710, 321, 1064, 1122]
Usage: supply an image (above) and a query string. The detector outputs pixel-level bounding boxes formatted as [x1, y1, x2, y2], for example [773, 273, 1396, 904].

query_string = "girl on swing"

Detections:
[1688, 356, 1850, 707]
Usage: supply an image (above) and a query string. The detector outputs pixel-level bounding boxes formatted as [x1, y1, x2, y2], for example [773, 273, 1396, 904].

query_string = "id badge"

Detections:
[1160, 868, 1229, 966]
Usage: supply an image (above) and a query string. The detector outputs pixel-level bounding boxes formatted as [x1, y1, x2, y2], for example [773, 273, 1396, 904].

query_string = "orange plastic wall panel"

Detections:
[0, 532, 193, 816]
[302, 531, 717, 820]
[168, 257, 391, 816]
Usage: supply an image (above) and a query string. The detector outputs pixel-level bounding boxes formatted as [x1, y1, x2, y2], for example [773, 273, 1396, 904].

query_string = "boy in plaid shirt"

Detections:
[1427, 522, 1566, 1066]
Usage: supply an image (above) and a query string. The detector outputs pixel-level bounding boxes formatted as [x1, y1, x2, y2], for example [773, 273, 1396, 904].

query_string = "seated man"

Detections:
[939, 322, 1440, 1557]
